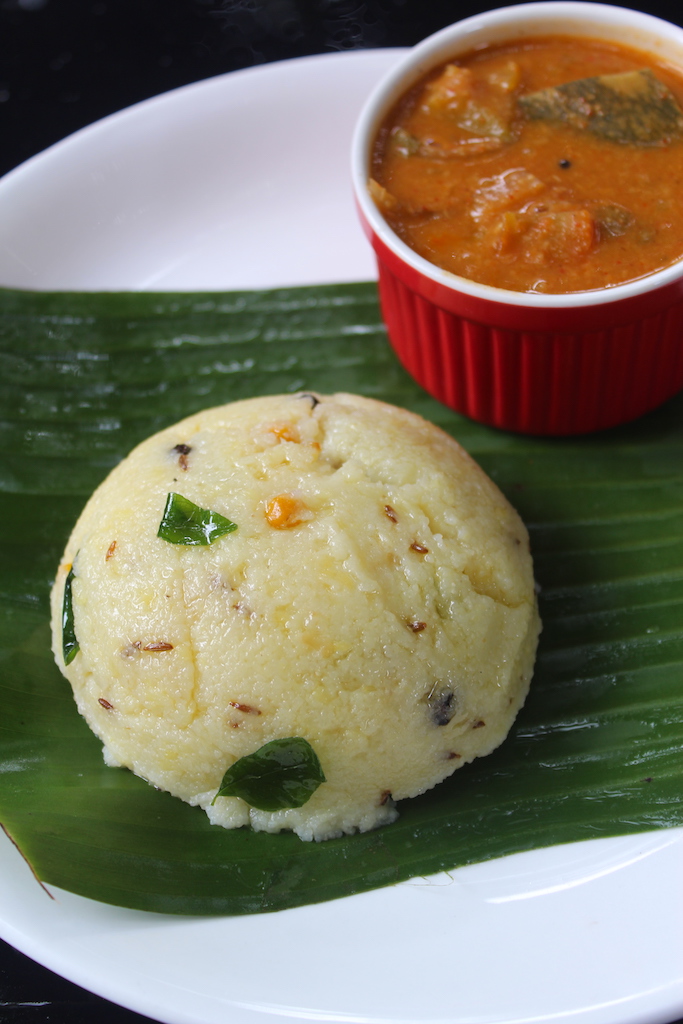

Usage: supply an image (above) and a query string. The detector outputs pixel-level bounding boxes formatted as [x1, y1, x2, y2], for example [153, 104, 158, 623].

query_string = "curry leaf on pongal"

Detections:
[157, 492, 237, 546]
[61, 565, 80, 665]
[213, 737, 326, 811]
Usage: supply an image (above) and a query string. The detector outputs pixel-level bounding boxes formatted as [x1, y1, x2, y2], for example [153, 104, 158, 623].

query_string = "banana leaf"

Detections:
[0, 281, 682, 916]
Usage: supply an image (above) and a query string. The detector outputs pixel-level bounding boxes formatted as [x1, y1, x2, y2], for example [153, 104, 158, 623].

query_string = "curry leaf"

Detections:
[213, 738, 326, 811]
[157, 492, 237, 545]
[61, 565, 79, 665]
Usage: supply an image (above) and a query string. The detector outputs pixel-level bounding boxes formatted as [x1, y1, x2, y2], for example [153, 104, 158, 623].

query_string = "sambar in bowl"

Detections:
[352, 2, 683, 435]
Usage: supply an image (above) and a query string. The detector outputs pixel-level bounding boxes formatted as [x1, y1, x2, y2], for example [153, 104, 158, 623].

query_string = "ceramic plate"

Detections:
[0, 49, 682, 1024]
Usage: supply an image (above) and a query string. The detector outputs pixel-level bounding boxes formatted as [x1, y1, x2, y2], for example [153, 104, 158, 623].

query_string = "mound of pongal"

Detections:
[50, 393, 540, 841]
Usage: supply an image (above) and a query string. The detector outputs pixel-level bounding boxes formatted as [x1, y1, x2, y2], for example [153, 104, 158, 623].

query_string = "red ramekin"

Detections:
[351, 2, 683, 435]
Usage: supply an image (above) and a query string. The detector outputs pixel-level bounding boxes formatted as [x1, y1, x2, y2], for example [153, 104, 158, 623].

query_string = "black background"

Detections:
[1, 1, 683, 1021]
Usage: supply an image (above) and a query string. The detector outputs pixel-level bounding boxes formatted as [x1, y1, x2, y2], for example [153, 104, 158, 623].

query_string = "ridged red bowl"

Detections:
[352, 2, 683, 435]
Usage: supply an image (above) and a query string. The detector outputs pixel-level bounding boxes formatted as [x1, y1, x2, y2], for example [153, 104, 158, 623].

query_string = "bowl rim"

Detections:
[351, 1, 683, 311]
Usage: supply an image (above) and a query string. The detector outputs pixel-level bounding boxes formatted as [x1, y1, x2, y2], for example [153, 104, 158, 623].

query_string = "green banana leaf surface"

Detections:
[0, 282, 682, 916]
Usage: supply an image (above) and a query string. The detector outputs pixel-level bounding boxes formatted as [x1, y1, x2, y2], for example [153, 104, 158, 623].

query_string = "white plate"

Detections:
[0, 50, 682, 1024]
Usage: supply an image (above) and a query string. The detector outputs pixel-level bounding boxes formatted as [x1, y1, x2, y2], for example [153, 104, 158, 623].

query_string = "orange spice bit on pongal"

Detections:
[267, 422, 321, 454]
[265, 493, 313, 529]
[268, 422, 301, 443]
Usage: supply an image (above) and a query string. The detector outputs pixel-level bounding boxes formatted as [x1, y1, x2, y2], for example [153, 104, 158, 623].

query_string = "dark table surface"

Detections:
[1, 1, 683, 1021]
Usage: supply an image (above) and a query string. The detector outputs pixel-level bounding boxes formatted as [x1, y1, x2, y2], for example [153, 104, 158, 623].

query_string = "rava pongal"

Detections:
[51, 393, 540, 842]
